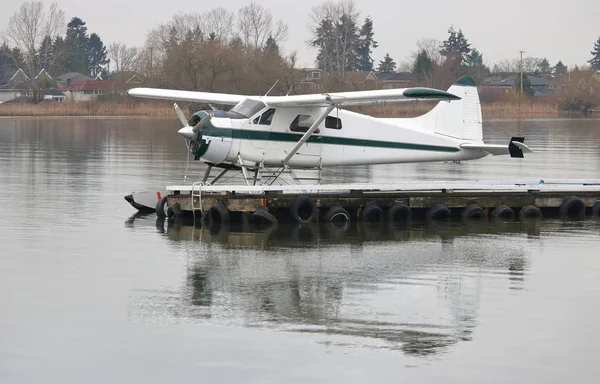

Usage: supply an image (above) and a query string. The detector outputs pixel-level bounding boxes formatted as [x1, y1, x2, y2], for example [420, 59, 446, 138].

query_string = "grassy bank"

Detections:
[0, 99, 578, 119]
[356, 101, 567, 119]
[0, 100, 174, 117]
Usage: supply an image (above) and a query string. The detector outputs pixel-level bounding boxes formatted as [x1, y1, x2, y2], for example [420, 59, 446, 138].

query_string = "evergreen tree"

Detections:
[377, 53, 396, 73]
[441, 26, 471, 63]
[51, 37, 68, 75]
[264, 36, 279, 53]
[338, 13, 359, 72]
[464, 48, 483, 68]
[38, 36, 54, 71]
[513, 73, 534, 97]
[355, 17, 378, 71]
[588, 36, 600, 70]
[538, 58, 551, 73]
[87, 33, 108, 77]
[0, 43, 25, 76]
[554, 60, 567, 75]
[464, 48, 489, 80]
[64, 17, 90, 74]
[311, 18, 336, 72]
[411, 49, 434, 84]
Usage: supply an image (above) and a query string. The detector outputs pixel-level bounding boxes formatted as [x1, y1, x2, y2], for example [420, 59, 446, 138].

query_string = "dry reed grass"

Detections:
[0, 99, 572, 119]
[0, 100, 174, 117]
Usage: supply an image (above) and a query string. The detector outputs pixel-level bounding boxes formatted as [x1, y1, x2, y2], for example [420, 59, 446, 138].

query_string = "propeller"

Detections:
[174, 103, 212, 142]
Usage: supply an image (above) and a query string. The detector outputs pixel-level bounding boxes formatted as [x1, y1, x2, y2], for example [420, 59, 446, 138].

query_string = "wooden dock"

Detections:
[159, 179, 600, 223]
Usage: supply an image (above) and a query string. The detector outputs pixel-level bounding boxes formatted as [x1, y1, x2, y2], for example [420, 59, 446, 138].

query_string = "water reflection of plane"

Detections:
[126, 215, 538, 356]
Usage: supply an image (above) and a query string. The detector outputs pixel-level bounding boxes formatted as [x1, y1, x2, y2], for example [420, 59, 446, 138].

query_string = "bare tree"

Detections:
[5, 1, 65, 102]
[238, 1, 288, 52]
[201, 7, 236, 44]
[415, 38, 443, 65]
[108, 42, 138, 73]
[492, 59, 519, 73]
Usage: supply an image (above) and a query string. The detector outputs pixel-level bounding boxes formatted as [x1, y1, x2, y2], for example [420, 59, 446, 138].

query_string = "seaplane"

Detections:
[124, 76, 532, 212]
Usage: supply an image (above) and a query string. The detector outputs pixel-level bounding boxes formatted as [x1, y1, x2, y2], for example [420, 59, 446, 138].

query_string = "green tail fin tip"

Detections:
[454, 76, 476, 86]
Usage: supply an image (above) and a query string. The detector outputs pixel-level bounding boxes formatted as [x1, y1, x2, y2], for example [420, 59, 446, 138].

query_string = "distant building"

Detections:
[110, 71, 145, 85]
[0, 68, 29, 103]
[59, 79, 130, 101]
[367, 71, 411, 89]
[55, 72, 93, 88]
[481, 73, 553, 96]
[43, 88, 65, 102]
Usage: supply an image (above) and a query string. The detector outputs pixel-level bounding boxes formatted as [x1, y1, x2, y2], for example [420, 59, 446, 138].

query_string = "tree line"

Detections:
[1, 2, 111, 101]
[1, 0, 600, 106]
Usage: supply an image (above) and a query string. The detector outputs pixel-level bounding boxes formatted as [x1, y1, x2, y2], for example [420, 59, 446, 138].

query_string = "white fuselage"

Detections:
[199, 106, 487, 168]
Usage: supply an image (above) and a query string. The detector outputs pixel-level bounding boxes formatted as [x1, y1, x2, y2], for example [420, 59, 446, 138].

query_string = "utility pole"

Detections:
[519, 50, 525, 95]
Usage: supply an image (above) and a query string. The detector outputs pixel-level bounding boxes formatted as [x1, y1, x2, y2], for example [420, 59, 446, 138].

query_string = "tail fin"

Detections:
[416, 76, 482, 141]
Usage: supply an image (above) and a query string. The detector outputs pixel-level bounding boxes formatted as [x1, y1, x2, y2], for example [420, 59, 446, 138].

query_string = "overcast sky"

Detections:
[1, 0, 599, 70]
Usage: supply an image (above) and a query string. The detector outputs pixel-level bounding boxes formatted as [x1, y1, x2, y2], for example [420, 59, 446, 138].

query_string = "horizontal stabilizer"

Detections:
[460, 137, 532, 157]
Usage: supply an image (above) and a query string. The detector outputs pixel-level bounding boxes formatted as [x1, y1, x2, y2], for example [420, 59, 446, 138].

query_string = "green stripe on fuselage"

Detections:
[203, 126, 460, 153]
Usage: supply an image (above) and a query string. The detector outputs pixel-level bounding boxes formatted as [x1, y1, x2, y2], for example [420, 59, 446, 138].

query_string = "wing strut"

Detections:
[282, 105, 335, 165]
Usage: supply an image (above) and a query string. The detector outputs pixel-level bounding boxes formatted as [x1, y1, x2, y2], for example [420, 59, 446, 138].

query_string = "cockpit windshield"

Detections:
[230, 99, 266, 118]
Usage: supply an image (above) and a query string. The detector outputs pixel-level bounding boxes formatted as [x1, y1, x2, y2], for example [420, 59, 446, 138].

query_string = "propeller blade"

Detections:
[192, 114, 212, 133]
[174, 103, 188, 127]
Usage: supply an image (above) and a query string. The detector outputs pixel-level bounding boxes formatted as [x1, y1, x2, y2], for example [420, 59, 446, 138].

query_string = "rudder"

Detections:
[416, 76, 483, 141]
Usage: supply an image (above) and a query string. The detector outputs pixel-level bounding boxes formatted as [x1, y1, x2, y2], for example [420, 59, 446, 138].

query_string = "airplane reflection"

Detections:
[126, 215, 540, 356]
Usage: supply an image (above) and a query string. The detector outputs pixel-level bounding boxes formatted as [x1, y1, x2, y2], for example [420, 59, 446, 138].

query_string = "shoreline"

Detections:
[0, 100, 592, 119]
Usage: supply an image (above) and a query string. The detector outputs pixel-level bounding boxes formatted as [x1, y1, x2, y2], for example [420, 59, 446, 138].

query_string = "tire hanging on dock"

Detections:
[426, 203, 451, 220]
[491, 205, 515, 220]
[360, 203, 384, 222]
[289, 195, 318, 224]
[462, 203, 485, 219]
[519, 205, 542, 219]
[387, 203, 412, 222]
[251, 207, 278, 225]
[593, 201, 600, 217]
[559, 196, 585, 218]
[323, 206, 350, 222]
[208, 201, 230, 223]
[167, 202, 183, 219]
[155, 196, 168, 218]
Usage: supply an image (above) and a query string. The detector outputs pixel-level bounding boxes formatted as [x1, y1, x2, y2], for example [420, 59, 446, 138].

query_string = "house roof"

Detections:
[344, 71, 372, 83]
[1, 68, 29, 85]
[35, 69, 52, 80]
[44, 88, 65, 96]
[56, 72, 92, 85]
[111, 71, 144, 84]
[372, 71, 411, 82]
[482, 74, 548, 87]
[59, 79, 130, 91]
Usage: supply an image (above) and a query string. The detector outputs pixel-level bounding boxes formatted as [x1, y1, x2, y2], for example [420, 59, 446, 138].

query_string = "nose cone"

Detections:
[178, 126, 196, 140]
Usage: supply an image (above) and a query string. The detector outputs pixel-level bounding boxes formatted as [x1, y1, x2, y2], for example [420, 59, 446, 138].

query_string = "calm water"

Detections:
[1, 117, 600, 383]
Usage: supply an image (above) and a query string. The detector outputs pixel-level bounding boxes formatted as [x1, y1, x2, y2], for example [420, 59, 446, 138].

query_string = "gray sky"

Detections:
[1, 0, 599, 70]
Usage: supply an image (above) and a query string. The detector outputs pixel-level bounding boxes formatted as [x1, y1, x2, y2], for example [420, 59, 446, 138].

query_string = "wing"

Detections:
[263, 87, 461, 107]
[127, 87, 245, 105]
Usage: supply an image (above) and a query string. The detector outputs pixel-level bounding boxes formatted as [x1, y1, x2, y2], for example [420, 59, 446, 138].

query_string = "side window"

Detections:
[258, 108, 276, 125]
[325, 116, 342, 129]
[289, 114, 320, 133]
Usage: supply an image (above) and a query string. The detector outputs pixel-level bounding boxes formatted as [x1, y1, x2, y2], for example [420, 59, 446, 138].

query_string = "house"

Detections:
[43, 88, 65, 102]
[55, 72, 93, 87]
[481, 73, 553, 96]
[0, 68, 30, 103]
[301, 68, 323, 82]
[366, 71, 412, 89]
[59, 79, 130, 101]
[110, 71, 144, 85]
